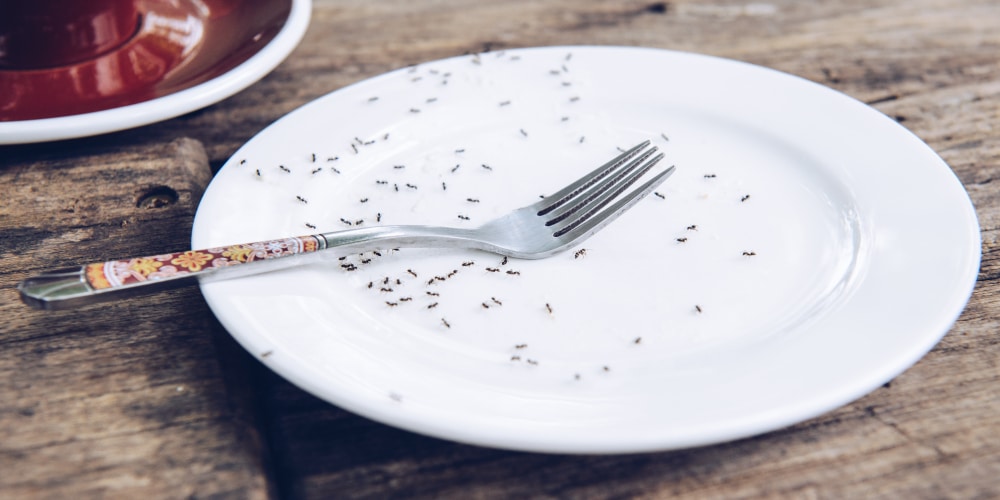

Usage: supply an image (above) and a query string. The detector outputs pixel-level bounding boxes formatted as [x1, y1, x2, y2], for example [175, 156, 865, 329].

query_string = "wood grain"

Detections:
[0, 139, 271, 498]
[2, 0, 999, 497]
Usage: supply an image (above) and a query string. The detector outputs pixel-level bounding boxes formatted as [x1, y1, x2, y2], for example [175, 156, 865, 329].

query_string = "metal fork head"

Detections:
[537, 140, 669, 236]
[483, 140, 673, 258]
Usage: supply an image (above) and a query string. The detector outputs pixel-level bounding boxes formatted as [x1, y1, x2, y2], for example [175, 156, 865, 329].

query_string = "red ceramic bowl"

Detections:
[0, 0, 299, 122]
[0, 1, 142, 70]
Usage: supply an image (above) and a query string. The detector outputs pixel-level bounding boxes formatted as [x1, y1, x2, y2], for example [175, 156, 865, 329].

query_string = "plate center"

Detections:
[246, 105, 863, 375]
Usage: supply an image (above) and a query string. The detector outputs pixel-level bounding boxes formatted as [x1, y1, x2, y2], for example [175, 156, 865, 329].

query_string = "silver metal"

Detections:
[19, 141, 673, 310]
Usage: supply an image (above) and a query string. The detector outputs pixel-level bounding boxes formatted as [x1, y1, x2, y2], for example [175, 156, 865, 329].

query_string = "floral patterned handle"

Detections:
[84, 235, 323, 290]
[21, 223, 483, 310]
[19, 235, 325, 310]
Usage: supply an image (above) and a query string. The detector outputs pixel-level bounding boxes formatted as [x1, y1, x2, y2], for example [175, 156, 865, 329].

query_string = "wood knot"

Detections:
[645, 2, 669, 14]
[137, 186, 178, 209]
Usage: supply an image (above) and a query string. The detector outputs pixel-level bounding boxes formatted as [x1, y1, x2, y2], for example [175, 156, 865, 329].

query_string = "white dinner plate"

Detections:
[192, 46, 980, 454]
[0, 0, 310, 144]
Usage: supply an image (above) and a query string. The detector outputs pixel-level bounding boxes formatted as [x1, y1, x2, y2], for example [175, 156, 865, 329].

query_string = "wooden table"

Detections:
[2, 0, 998, 497]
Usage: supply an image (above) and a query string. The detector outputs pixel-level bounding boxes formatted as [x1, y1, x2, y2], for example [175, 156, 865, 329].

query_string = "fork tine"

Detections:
[544, 146, 659, 227]
[554, 162, 674, 240]
[552, 155, 671, 238]
[537, 140, 652, 216]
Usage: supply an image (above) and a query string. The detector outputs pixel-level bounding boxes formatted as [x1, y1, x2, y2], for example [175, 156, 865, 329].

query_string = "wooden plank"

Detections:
[248, 0, 1000, 497]
[0, 139, 271, 498]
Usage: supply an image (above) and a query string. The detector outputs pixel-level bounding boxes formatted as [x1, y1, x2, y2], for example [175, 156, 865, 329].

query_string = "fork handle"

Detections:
[18, 234, 326, 310]
[18, 226, 483, 310]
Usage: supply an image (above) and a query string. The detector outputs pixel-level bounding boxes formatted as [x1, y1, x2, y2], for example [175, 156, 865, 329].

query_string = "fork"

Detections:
[19, 141, 673, 310]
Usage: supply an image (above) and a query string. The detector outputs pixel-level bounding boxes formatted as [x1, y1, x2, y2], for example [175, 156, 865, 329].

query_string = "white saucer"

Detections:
[192, 46, 980, 454]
